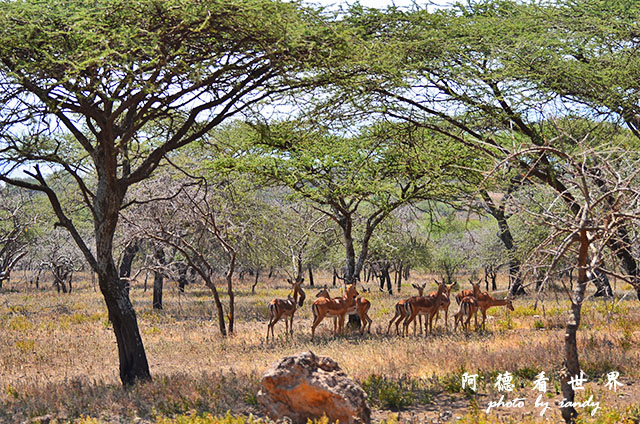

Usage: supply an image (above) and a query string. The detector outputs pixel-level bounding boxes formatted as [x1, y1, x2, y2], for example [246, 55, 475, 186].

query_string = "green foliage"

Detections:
[361, 375, 415, 410]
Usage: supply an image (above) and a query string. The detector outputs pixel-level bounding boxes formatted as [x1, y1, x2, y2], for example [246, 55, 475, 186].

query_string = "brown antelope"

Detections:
[386, 283, 427, 335]
[454, 296, 478, 332]
[455, 279, 482, 305]
[266, 278, 306, 341]
[475, 294, 514, 331]
[311, 283, 358, 340]
[431, 282, 456, 331]
[316, 286, 372, 334]
[402, 282, 446, 336]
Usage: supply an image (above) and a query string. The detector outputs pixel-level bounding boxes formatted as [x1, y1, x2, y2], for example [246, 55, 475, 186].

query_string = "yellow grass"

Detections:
[1, 272, 639, 423]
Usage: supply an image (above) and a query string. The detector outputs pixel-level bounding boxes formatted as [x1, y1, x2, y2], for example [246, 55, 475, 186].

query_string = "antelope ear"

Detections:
[287, 278, 293, 285]
[421, 283, 427, 288]
[412, 283, 419, 289]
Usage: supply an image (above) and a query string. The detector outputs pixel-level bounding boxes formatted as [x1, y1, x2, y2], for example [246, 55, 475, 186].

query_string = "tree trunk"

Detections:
[384, 265, 392, 295]
[226, 253, 236, 334]
[481, 190, 525, 296]
[560, 228, 589, 424]
[119, 240, 139, 294]
[177, 263, 188, 293]
[308, 265, 314, 287]
[204, 277, 227, 336]
[332, 268, 337, 286]
[152, 247, 165, 310]
[93, 178, 151, 385]
[251, 268, 259, 293]
[396, 262, 403, 293]
[590, 269, 613, 297]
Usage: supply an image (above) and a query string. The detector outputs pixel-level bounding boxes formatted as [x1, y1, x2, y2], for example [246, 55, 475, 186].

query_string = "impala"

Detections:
[475, 294, 515, 331]
[311, 283, 359, 340]
[431, 282, 456, 331]
[402, 282, 446, 336]
[386, 283, 427, 335]
[316, 286, 372, 334]
[266, 278, 306, 341]
[455, 279, 482, 305]
[454, 296, 478, 332]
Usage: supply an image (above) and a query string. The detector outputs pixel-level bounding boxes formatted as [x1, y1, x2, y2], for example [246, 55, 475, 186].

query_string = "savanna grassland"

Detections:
[1, 273, 640, 424]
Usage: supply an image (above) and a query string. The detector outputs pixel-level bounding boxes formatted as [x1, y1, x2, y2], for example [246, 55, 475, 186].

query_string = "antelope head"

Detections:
[412, 282, 427, 296]
[315, 285, 330, 299]
[345, 283, 359, 300]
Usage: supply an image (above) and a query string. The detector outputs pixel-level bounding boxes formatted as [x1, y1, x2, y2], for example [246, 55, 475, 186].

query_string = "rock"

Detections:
[258, 351, 371, 424]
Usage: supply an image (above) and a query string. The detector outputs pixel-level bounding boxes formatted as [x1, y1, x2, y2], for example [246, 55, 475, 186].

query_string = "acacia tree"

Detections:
[0, 0, 341, 385]
[233, 121, 477, 286]
[328, 1, 640, 297]
[504, 140, 640, 424]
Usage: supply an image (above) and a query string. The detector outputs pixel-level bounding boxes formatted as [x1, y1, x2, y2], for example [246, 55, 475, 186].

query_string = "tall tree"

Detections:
[331, 1, 640, 297]
[0, 0, 340, 385]
[231, 121, 477, 286]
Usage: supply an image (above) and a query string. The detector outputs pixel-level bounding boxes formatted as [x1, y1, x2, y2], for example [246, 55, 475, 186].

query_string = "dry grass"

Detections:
[1, 272, 640, 423]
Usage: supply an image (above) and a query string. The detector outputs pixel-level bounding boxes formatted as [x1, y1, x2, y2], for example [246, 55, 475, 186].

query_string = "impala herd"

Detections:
[266, 278, 514, 341]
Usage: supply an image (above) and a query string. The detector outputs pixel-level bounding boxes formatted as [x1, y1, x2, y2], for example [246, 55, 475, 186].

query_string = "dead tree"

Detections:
[504, 141, 640, 424]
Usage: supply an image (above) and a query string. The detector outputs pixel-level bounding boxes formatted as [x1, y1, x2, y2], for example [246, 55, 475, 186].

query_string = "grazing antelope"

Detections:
[386, 283, 427, 335]
[431, 282, 456, 331]
[316, 286, 372, 335]
[266, 278, 306, 341]
[402, 282, 446, 336]
[454, 296, 478, 332]
[311, 283, 359, 340]
[475, 294, 514, 331]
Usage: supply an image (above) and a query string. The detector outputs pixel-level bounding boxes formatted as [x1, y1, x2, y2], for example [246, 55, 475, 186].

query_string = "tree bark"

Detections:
[308, 265, 314, 287]
[119, 240, 139, 295]
[251, 268, 259, 294]
[177, 263, 188, 293]
[560, 228, 589, 424]
[480, 190, 525, 296]
[152, 246, 165, 310]
[93, 176, 151, 385]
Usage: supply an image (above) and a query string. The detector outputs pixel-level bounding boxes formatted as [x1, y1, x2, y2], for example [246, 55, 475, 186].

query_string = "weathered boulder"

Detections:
[257, 351, 371, 424]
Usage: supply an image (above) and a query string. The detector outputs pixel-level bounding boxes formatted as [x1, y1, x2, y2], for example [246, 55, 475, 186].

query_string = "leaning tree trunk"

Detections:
[204, 276, 227, 336]
[96, 228, 151, 384]
[94, 180, 151, 385]
[561, 228, 590, 424]
[481, 190, 525, 296]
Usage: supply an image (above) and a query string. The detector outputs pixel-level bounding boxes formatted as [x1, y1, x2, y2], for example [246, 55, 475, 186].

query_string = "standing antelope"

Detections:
[455, 279, 482, 305]
[386, 283, 427, 335]
[431, 282, 456, 331]
[266, 278, 306, 341]
[454, 296, 478, 332]
[475, 294, 514, 331]
[402, 282, 446, 336]
[311, 283, 358, 340]
[316, 286, 372, 335]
